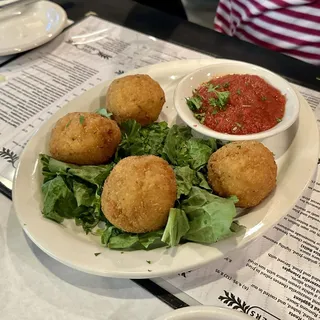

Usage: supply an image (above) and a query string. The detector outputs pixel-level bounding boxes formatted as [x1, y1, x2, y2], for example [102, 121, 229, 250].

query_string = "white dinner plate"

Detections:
[0, 1, 67, 56]
[13, 59, 319, 278]
[154, 306, 252, 320]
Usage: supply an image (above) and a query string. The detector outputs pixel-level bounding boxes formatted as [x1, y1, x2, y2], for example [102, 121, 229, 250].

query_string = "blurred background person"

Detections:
[136, 0, 320, 65]
[214, 0, 320, 65]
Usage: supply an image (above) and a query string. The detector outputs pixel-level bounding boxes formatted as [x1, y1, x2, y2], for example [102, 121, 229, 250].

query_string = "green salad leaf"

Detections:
[40, 155, 113, 233]
[161, 208, 189, 247]
[163, 125, 191, 166]
[99, 226, 165, 250]
[115, 120, 169, 160]
[174, 166, 198, 198]
[139, 230, 165, 250]
[42, 175, 78, 222]
[72, 180, 103, 234]
[99, 225, 119, 245]
[196, 172, 211, 190]
[108, 234, 141, 250]
[116, 121, 215, 169]
[174, 166, 211, 199]
[41, 154, 113, 187]
[40, 154, 63, 182]
[140, 122, 169, 155]
[75, 207, 102, 234]
[69, 164, 114, 187]
[47, 157, 76, 174]
[115, 120, 144, 159]
[108, 232, 165, 250]
[73, 180, 96, 208]
[182, 187, 238, 243]
[163, 125, 216, 170]
[186, 138, 216, 170]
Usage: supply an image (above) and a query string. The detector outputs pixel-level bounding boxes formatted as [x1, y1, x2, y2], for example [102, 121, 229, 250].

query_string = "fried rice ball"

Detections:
[101, 155, 177, 233]
[49, 112, 121, 165]
[106, 74, 165, 126]
[207, 141, 277, 208]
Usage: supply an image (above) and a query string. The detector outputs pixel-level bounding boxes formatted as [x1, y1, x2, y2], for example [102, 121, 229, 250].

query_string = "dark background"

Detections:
[51, 0, 320, 91]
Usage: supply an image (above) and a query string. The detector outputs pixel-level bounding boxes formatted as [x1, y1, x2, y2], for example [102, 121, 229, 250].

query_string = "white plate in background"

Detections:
[154, 306, 252, 320]
[13, 59, 319, 278]
[0, 0, 67, 56]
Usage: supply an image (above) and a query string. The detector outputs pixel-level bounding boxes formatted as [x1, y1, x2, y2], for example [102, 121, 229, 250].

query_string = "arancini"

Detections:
[101, 155, 177, 233]
[49, 112, 121, 165]
[207, 141, 277, 208]
[106, 74, 165, 126]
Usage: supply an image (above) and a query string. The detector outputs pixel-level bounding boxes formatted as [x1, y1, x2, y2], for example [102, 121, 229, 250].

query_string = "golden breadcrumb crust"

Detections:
[207, 141, 277, 208]
[101, 155, 177, 233]
[49, 112, 121, 165]
[106, 74, 165, 126]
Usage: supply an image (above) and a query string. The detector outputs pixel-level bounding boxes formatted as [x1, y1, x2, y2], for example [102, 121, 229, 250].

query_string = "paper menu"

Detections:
[0, 15, 320, 320]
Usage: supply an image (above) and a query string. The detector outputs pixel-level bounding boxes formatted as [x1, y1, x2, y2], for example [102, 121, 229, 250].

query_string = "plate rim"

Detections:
[12, 58, 320, 278]
[0, 0, 67, 56]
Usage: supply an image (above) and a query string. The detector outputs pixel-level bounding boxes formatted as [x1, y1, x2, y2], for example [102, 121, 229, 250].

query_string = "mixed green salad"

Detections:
[40, 120, 244, 251]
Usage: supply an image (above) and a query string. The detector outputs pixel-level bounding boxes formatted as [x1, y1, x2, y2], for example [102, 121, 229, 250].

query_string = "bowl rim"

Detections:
[173, 60, 300, 141]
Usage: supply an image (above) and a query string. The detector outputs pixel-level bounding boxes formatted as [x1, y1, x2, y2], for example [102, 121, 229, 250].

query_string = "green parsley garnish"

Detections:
[210, 93, 230, 109]
[146, 260, 151, 264]
[94, 252, 101, 256]
[121, 252, 124, 254]
[223, 82, 230, 88]
[186, 96, 202, 111]
[96, 108, 113, 118]
[236, 89, 241, 95]
[209, 98, 217, 107]
[206, 83, 230, 109]
[79, 115, 85, 124]
[212, 109, 218, 115]
[261, 96, 267, 101]
[65, 120, 72, 128]
[194, 113, 206, 124]
[209, 91, 230, 109]
[276, 118, 282, 123]
[207, 84, 220, 92]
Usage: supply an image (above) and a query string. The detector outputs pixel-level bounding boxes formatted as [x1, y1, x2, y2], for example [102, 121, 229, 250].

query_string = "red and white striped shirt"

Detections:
[214, 0, 320, 65]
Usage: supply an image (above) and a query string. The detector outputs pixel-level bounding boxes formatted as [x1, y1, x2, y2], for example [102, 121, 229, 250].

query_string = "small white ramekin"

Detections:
[174, 60, 300, 141]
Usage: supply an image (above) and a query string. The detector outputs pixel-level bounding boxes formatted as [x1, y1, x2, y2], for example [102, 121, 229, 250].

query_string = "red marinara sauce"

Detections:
[189, 74, 286, 135]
